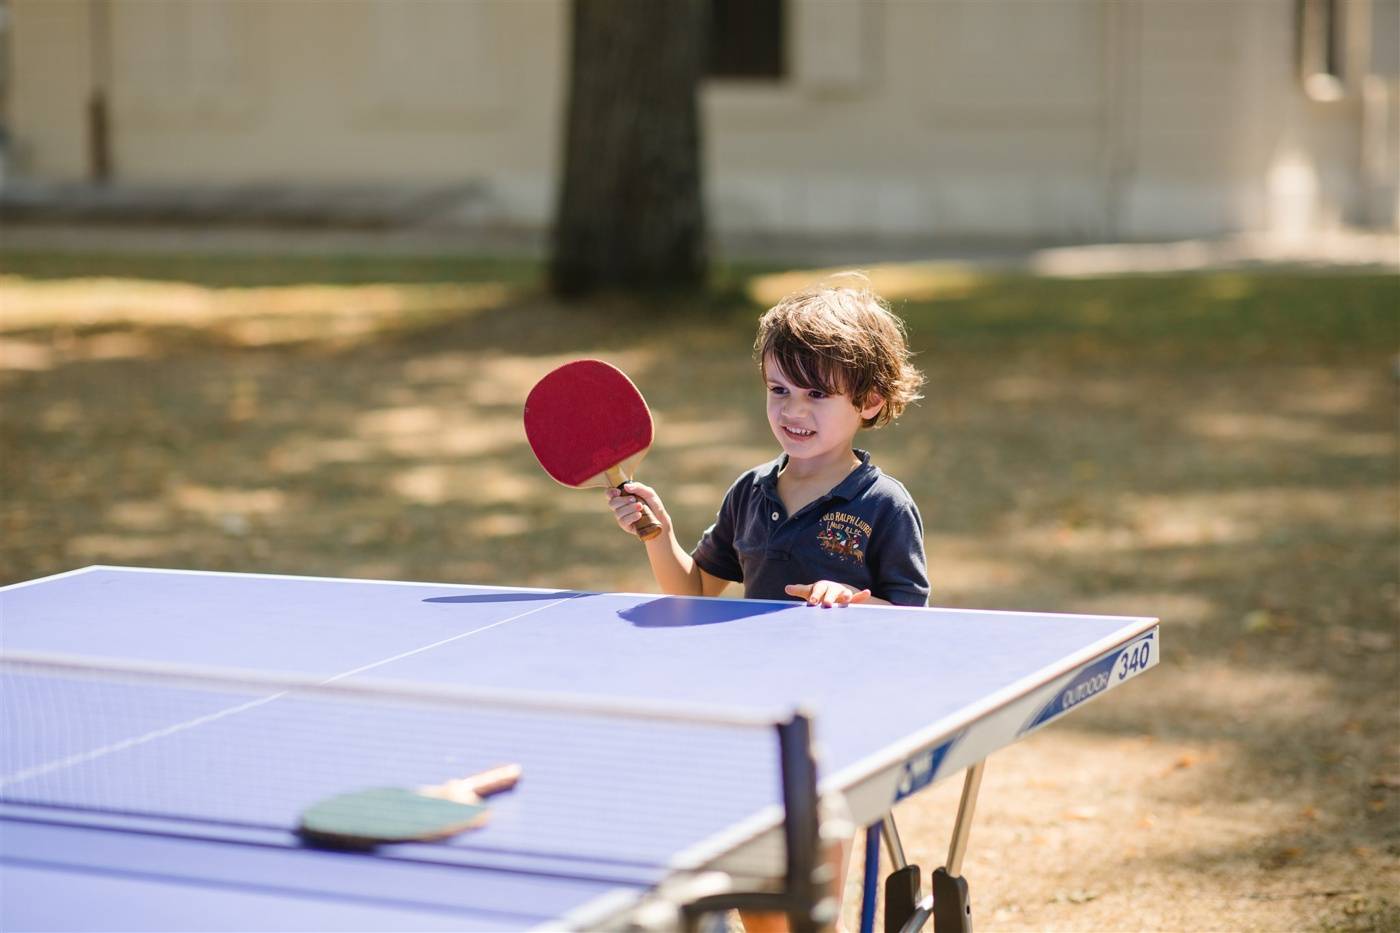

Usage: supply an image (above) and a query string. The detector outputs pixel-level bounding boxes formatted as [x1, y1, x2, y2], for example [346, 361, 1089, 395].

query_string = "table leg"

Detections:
[860, 823, 882, 933]
[929, 760, 985, 933]
[879, 760, 987, 933]
[874, 813, 921, 933]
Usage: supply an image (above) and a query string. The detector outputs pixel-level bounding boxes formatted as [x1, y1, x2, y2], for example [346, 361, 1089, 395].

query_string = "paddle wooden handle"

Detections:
[425, 763, 522, 804]
[607, 468, 662, 541]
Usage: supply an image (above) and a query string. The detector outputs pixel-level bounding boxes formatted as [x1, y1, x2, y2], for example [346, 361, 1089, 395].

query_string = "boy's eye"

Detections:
[768, 385, 787, 396]
[807, 390, 827, 400]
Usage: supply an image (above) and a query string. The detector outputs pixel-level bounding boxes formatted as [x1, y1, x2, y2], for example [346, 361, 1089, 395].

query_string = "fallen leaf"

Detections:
[1052, 889, 1099, 905]
[1263, 846, 1304, 868]
[1242, 609, 1275, 633]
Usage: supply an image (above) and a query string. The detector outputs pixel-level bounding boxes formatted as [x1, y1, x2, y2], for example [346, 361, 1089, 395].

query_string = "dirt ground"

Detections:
[0, 250, 1396, 931]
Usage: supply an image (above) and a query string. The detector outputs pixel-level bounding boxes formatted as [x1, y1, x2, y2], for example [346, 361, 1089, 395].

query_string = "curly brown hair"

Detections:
[754, 272, 924, 428]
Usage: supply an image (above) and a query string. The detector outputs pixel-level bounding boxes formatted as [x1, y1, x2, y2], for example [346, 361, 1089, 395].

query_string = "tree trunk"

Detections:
[550, 0, 707, 299]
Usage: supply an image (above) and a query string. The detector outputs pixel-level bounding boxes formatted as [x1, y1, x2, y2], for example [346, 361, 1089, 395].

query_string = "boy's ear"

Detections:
[859, 393, 886, 421]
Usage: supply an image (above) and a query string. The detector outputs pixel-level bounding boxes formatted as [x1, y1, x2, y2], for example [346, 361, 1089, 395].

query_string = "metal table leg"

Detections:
[893, 760, 987, 933]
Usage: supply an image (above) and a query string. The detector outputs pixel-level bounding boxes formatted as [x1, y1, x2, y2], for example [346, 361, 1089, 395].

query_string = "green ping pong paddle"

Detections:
[297, 763, 522, 849]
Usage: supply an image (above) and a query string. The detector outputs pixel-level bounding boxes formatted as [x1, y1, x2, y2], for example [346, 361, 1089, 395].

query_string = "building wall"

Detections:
[5, 0, 1396, 239]
[9, 0, 94, 180]
[7, 0, 570, 222]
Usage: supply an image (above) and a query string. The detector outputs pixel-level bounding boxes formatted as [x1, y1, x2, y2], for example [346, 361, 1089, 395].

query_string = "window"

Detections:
[707, 0, 784, 80]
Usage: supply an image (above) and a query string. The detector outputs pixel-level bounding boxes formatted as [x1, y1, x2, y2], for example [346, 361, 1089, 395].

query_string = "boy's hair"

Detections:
[754, 272, 924, 428]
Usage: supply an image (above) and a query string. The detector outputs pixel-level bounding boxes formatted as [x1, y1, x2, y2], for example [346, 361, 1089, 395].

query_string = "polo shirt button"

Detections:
[771, 511, 780, 521]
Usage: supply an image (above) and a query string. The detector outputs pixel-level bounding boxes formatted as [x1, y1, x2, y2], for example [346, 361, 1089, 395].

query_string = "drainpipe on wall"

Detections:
[87, 0, 112, 183]
[1350, 0, 1399, 229]
[1100, 0, 1141, 241]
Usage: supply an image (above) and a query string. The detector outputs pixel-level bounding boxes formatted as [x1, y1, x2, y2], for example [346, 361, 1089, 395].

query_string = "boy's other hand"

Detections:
[605, 481, 670, 539]
[785, 581, 872, 607]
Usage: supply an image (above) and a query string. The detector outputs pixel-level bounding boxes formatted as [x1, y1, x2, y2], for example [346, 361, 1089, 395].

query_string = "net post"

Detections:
[777, 710, 828, 932]
[680, 709, 831, 929]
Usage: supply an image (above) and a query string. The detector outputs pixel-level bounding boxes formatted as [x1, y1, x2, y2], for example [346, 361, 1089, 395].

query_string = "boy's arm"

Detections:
[645, 532, 732, 597]
[608, 482, 732, 598]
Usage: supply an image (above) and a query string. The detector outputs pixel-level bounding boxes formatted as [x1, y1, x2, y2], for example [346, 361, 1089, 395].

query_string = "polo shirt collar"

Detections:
[754, 448, 879, 503]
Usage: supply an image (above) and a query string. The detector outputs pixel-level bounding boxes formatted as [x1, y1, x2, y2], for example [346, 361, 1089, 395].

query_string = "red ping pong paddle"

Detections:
[523, 360, 662, 541]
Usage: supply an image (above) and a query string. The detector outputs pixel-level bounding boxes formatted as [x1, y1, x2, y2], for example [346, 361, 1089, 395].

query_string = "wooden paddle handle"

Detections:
[633, 510, 663, 541]
[607, 468, 662, 541]
[427, 763, 522, 803]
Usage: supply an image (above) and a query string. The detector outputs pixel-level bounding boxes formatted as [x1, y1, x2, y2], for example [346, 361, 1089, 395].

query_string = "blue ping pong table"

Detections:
[1, 566, 1158, 931]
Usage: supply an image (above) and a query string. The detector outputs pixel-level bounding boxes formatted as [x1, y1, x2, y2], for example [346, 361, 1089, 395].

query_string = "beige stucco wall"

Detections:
[9, 0, 95, 180]
[702, 0, 1390, 239]
[5, 0, 1395, 239]
[8, 0, 570, 222]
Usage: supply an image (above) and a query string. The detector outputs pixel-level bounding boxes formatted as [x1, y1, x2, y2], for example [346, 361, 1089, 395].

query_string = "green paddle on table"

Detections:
[297, 763, 522, 849]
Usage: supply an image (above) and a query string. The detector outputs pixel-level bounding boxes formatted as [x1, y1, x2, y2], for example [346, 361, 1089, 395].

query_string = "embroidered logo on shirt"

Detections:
[817, 511, 871, 564]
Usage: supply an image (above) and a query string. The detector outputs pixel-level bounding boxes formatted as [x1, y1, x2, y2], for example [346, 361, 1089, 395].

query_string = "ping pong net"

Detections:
[1, 651, 843, 931]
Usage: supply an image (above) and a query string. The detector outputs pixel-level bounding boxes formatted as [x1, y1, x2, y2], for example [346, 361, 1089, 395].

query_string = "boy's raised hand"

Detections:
[785, 581, 872, 607]
[606, 482, 670, 540]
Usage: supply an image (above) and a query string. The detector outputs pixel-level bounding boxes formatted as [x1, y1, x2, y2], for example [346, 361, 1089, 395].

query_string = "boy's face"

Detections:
[763, 355, 884, 465]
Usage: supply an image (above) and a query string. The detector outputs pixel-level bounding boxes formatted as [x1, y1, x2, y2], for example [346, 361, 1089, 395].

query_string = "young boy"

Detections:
[606, 274, 929, 609]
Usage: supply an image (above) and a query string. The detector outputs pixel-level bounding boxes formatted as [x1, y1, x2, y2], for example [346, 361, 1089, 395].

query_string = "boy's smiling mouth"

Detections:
[782, 425, 816, 438]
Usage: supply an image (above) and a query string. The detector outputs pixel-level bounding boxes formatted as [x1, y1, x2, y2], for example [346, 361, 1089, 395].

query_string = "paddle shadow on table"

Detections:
[620, 596, 791, 628]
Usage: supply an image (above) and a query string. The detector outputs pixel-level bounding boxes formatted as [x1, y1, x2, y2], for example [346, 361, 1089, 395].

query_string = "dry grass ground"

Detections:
[1, 250, 1396, 931]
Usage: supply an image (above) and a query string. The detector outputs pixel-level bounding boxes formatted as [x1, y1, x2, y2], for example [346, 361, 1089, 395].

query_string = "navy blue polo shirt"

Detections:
[692, 449, 930, 607]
